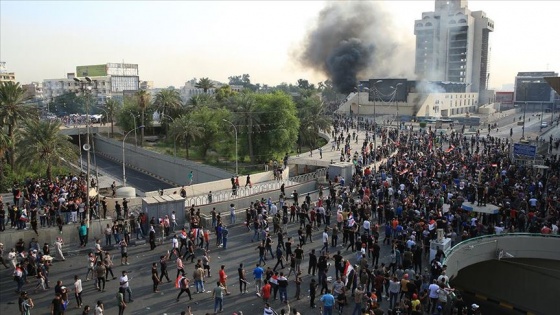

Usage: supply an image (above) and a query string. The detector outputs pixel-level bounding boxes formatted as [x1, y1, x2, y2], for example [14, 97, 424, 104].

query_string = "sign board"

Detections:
[76, 65, 107, 77]
[513, 143, 536, 157]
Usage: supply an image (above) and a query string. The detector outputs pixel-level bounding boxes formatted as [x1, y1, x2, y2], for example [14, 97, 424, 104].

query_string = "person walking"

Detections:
[253, 263, 265, 295]
[74, 275, 83, 308]
[238, 263, 248, 294]
[104, 252, 116, 281]
[273, 245, 285, 271]
[176, 275, 193, 301]
[193, 264, 205, 294]
[149, 225, 156, 250]
[151, 263, 161, 293]
[176, 255, 185, 278]
[212, 281, 225, 314]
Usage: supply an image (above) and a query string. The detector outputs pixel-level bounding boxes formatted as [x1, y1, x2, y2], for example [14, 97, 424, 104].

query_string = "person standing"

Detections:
[176, 255, 185, 278]
[119, 271, 133, 303]
[238, 263, 247, 294]
[95, 261, 106, 292]
[159, 252, 171, 283]
[74, 275, 83, 308]
[253, 263, 264, 294]
[278, 272, 288, 303]
[93, 300, 103, 315]
[149, 226, 156, 250]
[78, 222, 88, 247]
[119, 239, 129, 266]
[116, 288, 126, 315]
[212, 281, 225, 314]
[151, 263, 161, 293]
[193, 264, 205, 294]
[320, 289, 335, 315]
[51, 293, 64, 315]
[54, 239, 65, 261]
[218, 265, 230, 295]
[104, 252, 116, 281]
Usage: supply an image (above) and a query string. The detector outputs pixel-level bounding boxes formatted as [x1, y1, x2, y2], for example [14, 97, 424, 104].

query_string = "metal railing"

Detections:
[183, 168, 327, 206]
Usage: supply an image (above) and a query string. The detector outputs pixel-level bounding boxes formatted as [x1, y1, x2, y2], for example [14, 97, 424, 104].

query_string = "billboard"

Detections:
[76, 65, 107, 77]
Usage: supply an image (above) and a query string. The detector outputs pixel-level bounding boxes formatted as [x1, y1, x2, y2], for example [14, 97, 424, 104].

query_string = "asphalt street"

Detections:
[88, 154, 174, 194]
[0, 220, 398, 315]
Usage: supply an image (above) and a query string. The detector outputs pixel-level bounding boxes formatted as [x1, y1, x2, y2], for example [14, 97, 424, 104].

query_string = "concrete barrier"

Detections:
[93, 135, 232, 186]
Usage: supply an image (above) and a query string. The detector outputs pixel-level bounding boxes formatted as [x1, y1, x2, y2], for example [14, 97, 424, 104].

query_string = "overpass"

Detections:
[443, 233, 560, 314]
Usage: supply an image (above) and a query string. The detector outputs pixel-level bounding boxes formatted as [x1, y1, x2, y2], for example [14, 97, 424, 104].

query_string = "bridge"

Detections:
[444, 233, 560, 314]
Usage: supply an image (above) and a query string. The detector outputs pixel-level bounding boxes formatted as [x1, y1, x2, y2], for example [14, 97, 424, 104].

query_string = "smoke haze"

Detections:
[297, 2, 414, 94]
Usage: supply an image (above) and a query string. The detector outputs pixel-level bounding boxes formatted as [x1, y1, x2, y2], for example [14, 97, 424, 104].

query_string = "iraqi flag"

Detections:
[445, 145, 455, 153]
[347, 214, 355, 227]
[343, 260, 354, 285]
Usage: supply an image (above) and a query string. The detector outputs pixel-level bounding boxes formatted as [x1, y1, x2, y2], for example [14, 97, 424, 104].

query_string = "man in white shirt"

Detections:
[362, 219, 371, 235]
[119, 271, 133, 303]
[270, 203, 278, 216]
[320, 228, 329, 253]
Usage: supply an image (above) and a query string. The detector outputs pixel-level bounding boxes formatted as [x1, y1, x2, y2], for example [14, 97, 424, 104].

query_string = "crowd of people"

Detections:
[1, 114, 559, 315]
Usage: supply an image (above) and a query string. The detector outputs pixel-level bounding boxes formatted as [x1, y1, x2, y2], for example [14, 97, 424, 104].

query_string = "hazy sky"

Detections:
[1, 1, 558, 90]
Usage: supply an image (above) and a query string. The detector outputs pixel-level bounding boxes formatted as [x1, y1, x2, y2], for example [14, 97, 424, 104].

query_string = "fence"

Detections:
[183, 167, 327, 206]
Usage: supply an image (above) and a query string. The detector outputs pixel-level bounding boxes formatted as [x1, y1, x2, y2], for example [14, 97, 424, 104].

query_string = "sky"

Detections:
[1, 0, 559, 91]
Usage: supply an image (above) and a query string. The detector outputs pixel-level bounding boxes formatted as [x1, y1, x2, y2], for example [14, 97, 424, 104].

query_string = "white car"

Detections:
[541, 122, 548, 128]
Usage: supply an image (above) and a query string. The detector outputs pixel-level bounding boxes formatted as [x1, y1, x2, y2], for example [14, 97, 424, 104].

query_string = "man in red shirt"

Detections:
[261, 279, 272, 303]
[218, 265, 230, 295]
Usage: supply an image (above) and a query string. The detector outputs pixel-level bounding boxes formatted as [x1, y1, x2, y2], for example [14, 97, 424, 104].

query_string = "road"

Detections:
[0, 220, 401, 315]
[89, 154, 174, 194]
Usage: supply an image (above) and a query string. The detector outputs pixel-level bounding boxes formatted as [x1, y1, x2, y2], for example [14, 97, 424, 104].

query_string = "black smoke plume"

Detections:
[298, 2, 413, 94]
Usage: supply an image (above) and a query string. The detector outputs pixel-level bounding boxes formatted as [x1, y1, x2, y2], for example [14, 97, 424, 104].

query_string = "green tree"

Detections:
[16, 119, 78, 180]
[49, 92, 86, 116]
[195, 77, 215, 93]
[190, 106, 229, 158]
[168, 114, 203, 159]
[136, 90, 151, 146]
[153, 88, 183, 135]
[0, 81, 36, 168]
[187, 93, 217, 111]
[215, 85, 237, 103]
[253, 91, 299, 161]
[116, 96, 154, 140]
[296, 96, 332, 151]
[104, 98, 120, 136]
[227, 93, 261, 164]
[0, 129, 11, 189]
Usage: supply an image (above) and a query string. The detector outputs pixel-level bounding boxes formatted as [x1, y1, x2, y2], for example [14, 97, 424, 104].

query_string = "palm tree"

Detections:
[297, 96, 332, 150]
[227, 93, 261, 163]
[168, 114, 203, 159]
[0, 81, 36, 168]
[136, 90, 151, 146]
[154, 89, 183, 135]
[104, 98, 119, 137]
[195, 77, 215, 93]
[0, 130, 10, 189]
[17, 119, 78, 180]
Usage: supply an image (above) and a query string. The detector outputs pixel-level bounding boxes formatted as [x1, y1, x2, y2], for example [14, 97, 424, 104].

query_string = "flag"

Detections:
[175, 276, 183, 288]
[343, 260, 354, 285]
[445, 145, 455, 153]
[347, 214, 355, 227]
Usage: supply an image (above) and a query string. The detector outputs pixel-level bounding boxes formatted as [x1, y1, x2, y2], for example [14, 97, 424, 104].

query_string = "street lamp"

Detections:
[74, 76, 96, 229]
[127, 112, 138, 146]
[122, 125, 145, 187]
[372, 80, 383, 149]
[222, 119, 238, 175]
[522, 85, 528, 140]
[391, 83, 403, 137]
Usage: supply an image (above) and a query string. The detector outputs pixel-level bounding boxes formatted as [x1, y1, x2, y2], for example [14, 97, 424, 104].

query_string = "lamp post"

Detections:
[128, 112, 138, 146]
[372, 80, 383, 150]
[122, 125, 145, 187]
[391, 83, 403, 137]
[73, 76, 96, 229]
[522, 85, 528, 140]
[222, 119, 238, 175]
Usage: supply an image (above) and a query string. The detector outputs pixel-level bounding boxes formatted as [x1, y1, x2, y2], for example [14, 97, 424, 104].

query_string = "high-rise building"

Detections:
[514, 71, 559, 110]
[414, 0, 494, 94]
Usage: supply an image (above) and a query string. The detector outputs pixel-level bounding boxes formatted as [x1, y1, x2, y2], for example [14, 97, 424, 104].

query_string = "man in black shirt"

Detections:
[51, 293, 64, 315]
[238, 263, 247, 293]
[308, 249, 318, 276]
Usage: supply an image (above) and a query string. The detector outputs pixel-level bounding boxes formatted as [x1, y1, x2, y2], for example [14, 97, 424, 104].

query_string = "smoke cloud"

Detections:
[297, 2, 414, 94]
